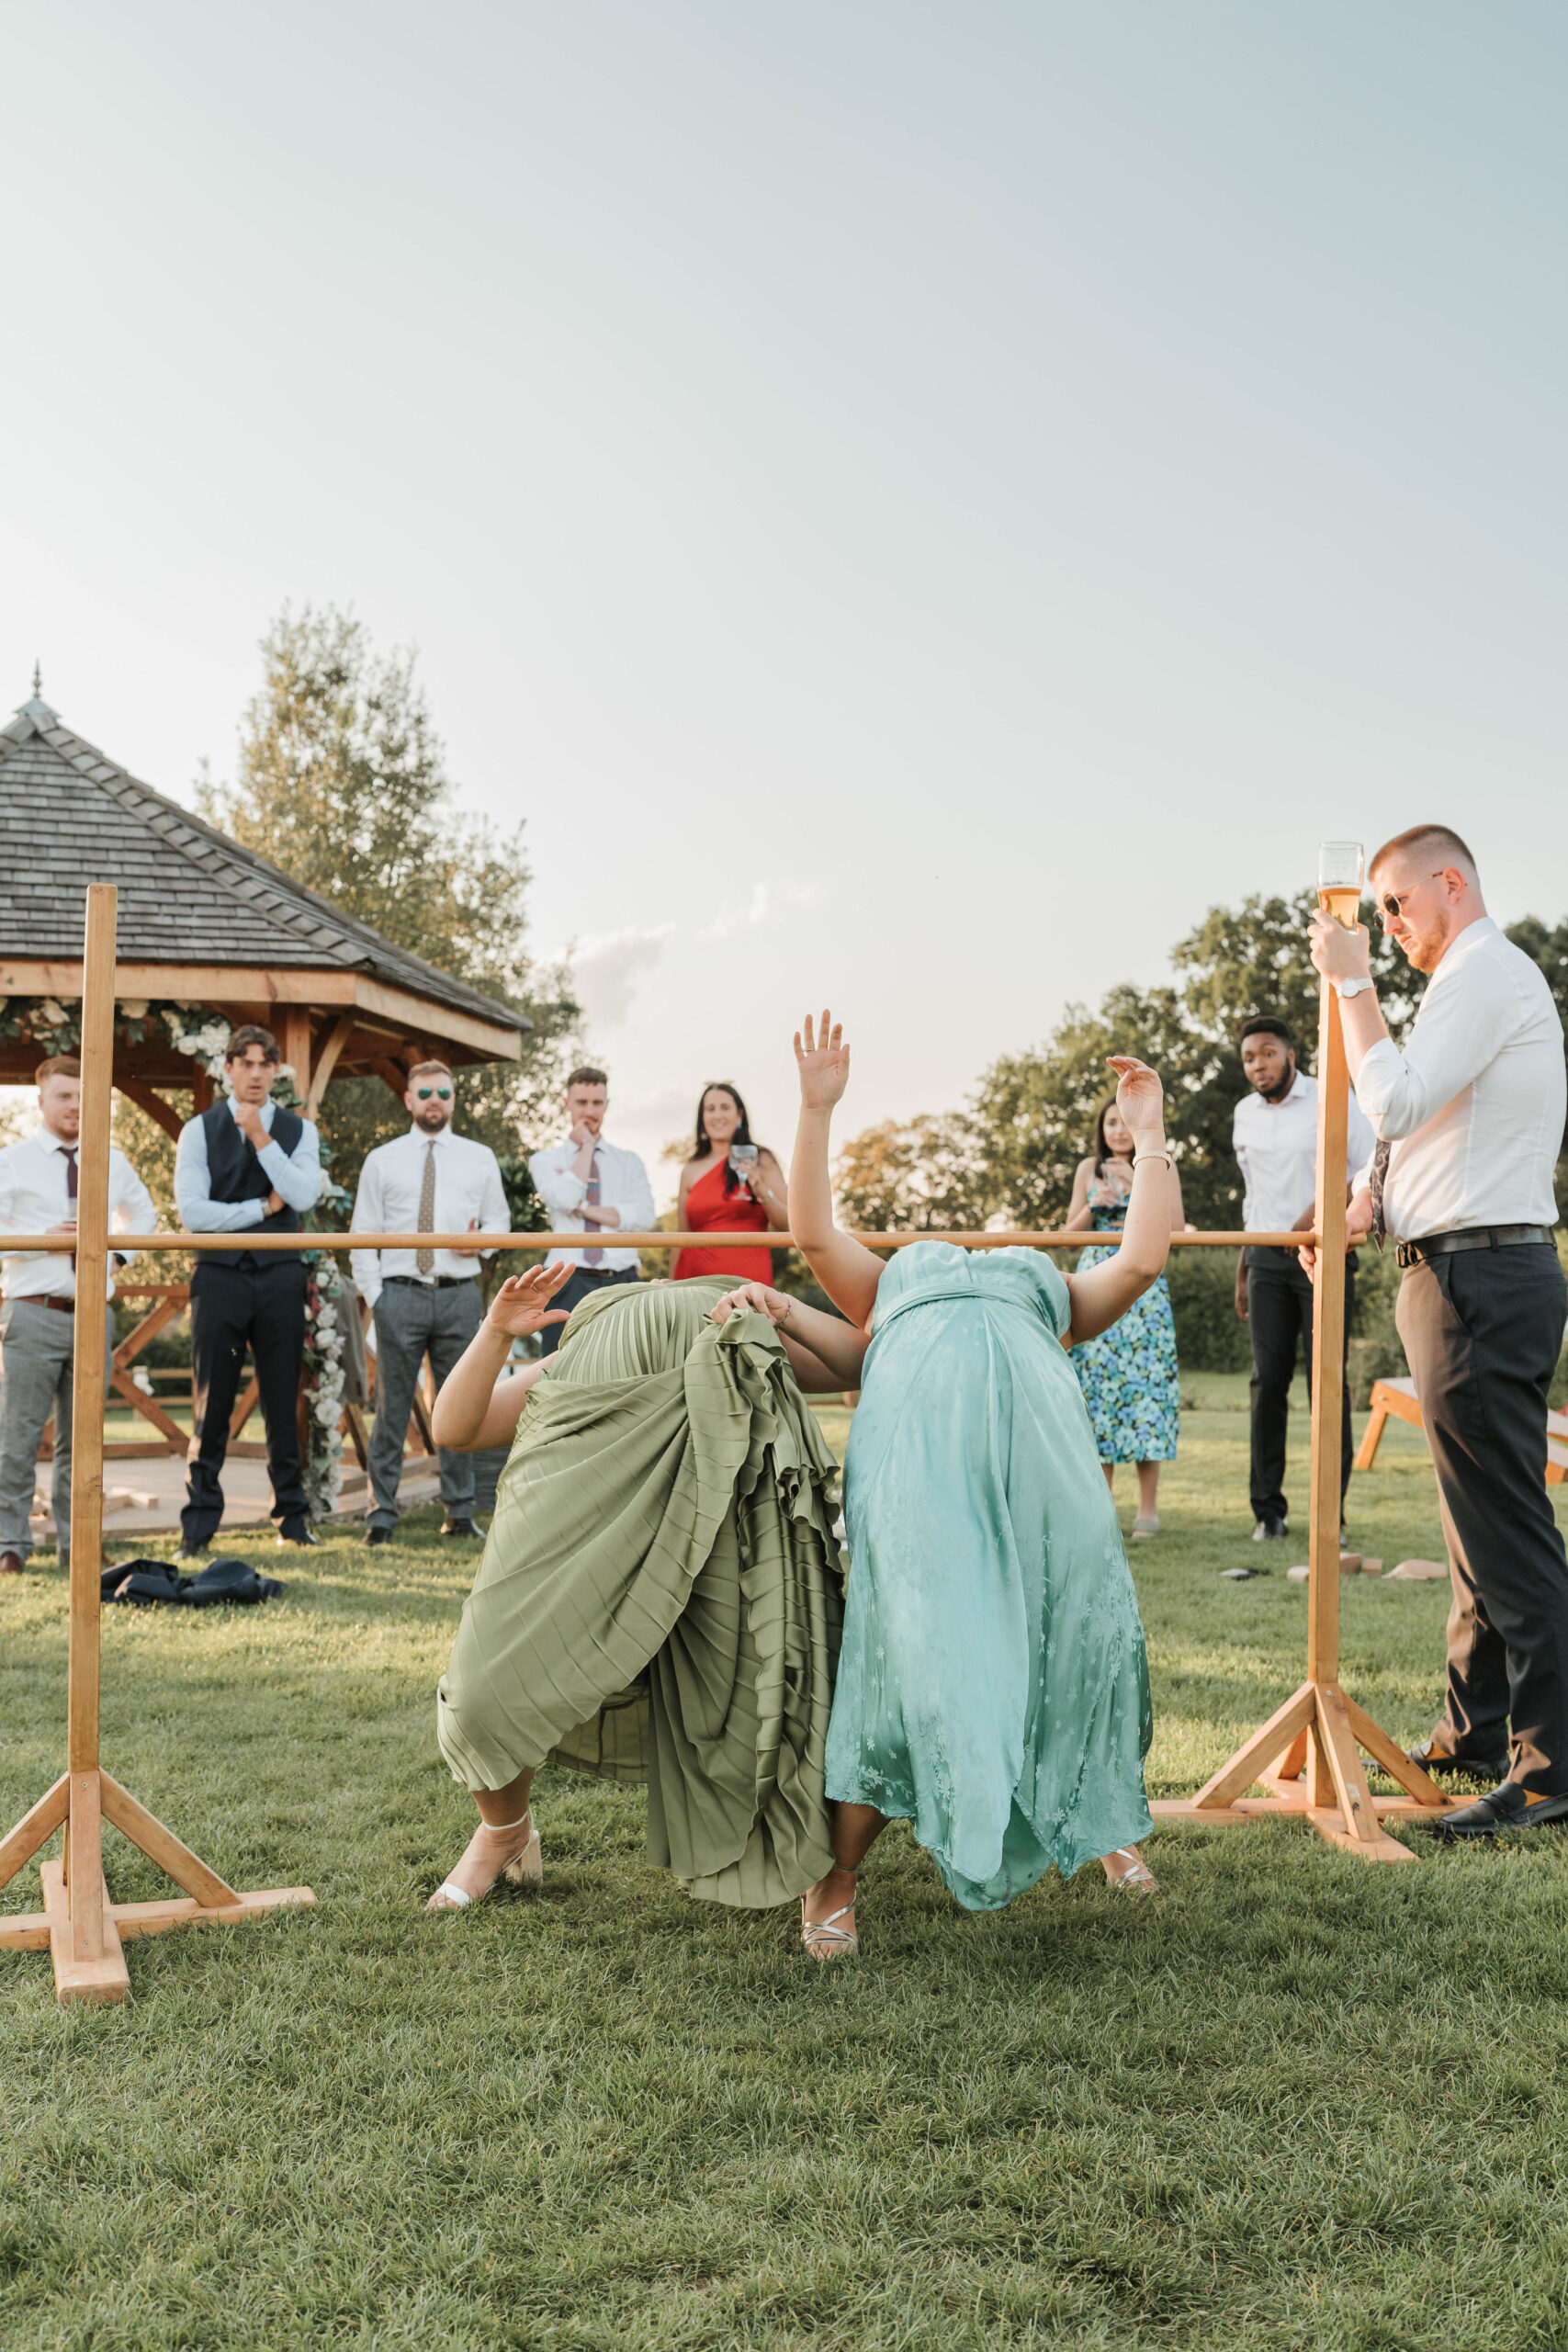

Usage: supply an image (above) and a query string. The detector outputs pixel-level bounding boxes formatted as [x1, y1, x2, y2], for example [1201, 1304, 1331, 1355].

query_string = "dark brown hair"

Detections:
[690, 1082, 761, 1194]
[566, 1066, 608, 1092]
[1091, 1095, 1132, 1174]
[225, 1023, 280, 1066]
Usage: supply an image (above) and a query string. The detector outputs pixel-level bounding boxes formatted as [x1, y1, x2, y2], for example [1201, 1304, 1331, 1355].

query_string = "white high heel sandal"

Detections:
[1103, 1846, 1159, 1894]
[427, 1809, 542, 1912]
[800, 1868, 860, 1962]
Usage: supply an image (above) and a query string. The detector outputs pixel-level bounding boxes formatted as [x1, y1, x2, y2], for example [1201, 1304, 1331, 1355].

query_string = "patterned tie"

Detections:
[584, 1151, 604, 1266]
[1371, 1138, 1391, 1252]
[64, 1146, 78, 1278]
[417, 1141, 437, 1275]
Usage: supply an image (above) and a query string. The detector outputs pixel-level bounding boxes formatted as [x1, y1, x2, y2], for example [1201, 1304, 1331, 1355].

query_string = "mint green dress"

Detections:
[436, 1280, 844, 1907]
[827, 1242, 1154, 1908]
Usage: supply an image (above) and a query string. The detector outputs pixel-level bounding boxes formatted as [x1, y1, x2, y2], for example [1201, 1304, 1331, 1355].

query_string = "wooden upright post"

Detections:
[1149, 881, 1460, 1862]
[0, 888, 314, 2004]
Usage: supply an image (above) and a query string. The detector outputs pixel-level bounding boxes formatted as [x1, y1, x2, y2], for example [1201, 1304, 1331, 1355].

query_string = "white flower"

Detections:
[118, 998, 149, 1020]
[37, 999, 67, 1028]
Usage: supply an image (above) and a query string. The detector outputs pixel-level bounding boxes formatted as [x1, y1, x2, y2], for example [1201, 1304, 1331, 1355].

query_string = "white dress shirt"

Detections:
[0, 1125, 156, 1300]
[175, 1097, 322, 1231]
[1232, 1069, 1375, 1236]
[349, 1126, 511, 1309]
[529, 1136, 656, 1272]
[1352, 917, 1564, 1242]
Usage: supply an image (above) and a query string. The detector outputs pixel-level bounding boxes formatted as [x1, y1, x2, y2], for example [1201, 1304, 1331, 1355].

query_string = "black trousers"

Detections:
[1247, 1248, 1356, 1526]
[537, 1264, 639, 1356]
[183, 1258, 309, 1544]
[1396, 1243, 1568, 1794]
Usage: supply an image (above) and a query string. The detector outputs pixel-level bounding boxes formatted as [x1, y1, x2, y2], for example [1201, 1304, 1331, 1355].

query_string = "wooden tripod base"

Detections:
[1146, 1679, 1467, 1864]
[0, 1770, 313, 2005]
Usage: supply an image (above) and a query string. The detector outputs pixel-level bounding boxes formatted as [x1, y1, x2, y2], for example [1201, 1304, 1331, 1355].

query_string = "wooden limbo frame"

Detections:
[1, 886, 1461, 2003]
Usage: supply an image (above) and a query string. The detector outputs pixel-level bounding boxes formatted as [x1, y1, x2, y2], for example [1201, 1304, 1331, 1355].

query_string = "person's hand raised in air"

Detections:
[795, 1009, 851, 1111]
[1105, 1056, 1165, 1147]
[484, 1263, 574, 1340]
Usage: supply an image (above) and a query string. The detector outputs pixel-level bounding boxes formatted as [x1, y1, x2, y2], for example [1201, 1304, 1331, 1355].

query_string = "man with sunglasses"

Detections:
[1307, 824, 1568, 1838]
[350, 1060, 510, 1546]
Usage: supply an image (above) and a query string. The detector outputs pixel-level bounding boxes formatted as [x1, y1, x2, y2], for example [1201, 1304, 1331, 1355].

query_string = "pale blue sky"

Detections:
[5, 3, 1564, 1183]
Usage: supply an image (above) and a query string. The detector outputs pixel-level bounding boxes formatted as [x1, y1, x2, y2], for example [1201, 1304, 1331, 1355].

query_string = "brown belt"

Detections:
[20, 1295, 76, 1314]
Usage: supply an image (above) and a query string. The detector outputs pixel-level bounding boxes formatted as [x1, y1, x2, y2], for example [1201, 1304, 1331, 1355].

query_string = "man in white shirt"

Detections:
[0, 1054, 156, 1577]
[1309, 823, 1568, 1836]
[528, 1066, 655, 1356]
[1232, 1015, 1375, 1544]
[350, 1060, 510, 1545]
[174, 1024, 323, 1556]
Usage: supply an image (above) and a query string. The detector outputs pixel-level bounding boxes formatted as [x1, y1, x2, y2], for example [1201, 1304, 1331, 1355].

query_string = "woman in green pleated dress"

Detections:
[422, 1263, 866, 1915]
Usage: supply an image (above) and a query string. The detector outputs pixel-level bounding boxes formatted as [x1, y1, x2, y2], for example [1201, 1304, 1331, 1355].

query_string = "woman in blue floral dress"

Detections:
[1065, 1095, 1184, 1540]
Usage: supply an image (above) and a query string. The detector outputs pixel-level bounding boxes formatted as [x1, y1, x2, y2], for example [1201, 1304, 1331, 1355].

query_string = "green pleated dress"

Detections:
[436, 1279, 845, 1907]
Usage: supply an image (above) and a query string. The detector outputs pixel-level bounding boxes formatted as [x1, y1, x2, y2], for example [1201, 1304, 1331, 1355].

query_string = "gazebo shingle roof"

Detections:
[0, 694, 525, 1033]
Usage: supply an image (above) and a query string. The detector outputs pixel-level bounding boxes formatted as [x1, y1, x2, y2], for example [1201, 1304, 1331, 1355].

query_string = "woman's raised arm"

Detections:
[788, 1009, 885, 1332]
[1062, 1060, 1174, 1344]
[431, 1266, 573, 1452]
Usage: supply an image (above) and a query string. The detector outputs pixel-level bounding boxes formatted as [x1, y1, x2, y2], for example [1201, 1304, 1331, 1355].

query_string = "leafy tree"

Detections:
[197, 605, 579, 1205]
[834, 1114, 989, 1234]
[1506, 916, 1568, 1190]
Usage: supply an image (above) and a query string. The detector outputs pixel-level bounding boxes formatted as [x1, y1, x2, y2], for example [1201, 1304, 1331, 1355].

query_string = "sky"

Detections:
[4, 2, 1566, 1193]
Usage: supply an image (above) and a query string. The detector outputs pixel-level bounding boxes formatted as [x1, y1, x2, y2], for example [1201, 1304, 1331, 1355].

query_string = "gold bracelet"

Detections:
[1133, 1148, 1172, 1168]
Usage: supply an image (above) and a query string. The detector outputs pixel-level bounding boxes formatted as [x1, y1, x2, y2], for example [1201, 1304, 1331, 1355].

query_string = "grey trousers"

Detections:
[1396, 1243, 1568, 1794]
[0, 1297, 114, 1566]
[367, 1279, 484, 1529]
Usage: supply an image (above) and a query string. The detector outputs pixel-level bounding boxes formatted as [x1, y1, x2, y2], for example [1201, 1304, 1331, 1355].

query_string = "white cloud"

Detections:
[565, 923, 675, 1032]
[694, 879, 821, 945]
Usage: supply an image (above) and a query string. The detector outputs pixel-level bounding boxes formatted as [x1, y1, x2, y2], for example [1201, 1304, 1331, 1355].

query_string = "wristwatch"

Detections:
[1336, 978, 1374, 1000]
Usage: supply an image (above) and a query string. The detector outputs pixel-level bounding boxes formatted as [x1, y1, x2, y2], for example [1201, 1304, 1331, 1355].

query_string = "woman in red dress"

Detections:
[672, 1083, 790, 1283]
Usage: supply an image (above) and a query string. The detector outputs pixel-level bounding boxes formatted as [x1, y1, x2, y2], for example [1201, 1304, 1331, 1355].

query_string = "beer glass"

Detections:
[1317, 841, 1364, 930]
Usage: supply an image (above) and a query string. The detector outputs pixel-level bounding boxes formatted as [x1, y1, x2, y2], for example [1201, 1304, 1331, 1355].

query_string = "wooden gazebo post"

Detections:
[1148, 892, 1460, 1860]
[0, 888, 313, 2003]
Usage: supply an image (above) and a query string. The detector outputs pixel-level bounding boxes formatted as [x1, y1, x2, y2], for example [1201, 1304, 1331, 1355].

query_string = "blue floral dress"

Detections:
[1073, 1190, 1179, 1464]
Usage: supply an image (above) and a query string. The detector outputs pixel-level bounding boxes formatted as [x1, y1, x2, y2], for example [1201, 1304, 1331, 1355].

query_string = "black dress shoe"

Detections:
[440, 1518, 482, 1540]
[276, 1524, 321, 1548]
[1433, 1781, 1568, 1839]
[1252, 1517, 1288, 1543]
[175, 1540, 210, 1562]
[365, 1525, 393, 1548]
[1407, 1737, 1510, 1781]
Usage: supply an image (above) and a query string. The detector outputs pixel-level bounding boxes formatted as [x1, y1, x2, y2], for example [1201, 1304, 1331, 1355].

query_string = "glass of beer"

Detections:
[1317, 840, 1364, 930]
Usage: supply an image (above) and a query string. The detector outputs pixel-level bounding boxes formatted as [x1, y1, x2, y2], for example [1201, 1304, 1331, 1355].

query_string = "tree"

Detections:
[1505, 915, 1568, 1190]
[197, 605, 579, 1204]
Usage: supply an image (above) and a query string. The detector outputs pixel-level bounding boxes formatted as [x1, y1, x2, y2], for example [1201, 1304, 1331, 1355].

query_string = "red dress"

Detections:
[672, 1156, 774, 1283]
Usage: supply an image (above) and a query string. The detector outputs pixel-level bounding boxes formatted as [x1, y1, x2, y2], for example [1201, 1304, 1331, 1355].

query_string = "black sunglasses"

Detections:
[415, 1085, 453, 1101]
[1374, 870, 1449, 931]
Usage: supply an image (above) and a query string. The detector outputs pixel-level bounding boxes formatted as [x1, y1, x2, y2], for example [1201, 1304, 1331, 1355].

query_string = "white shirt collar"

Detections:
[1431, 913, 1497, 974]
[228, 1094, 275, 1126]
[408, 1124, 455, 1145]
[36, 1125, 76, 1155]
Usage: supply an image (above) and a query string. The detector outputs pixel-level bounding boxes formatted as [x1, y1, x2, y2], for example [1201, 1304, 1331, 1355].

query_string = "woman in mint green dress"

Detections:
[714, 1012, 1174, 1959]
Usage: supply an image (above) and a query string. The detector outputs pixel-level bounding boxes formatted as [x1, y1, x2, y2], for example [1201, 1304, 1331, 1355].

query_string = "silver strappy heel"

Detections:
[800, 1869, 859, 1961]
[1103, 1846, 1159, 1894]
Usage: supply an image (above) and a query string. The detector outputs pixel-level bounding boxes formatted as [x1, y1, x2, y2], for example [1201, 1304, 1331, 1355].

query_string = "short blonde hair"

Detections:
[407, 1059, 453, 1084]
[35, 1055, 81, 1087]
[1370, 824, 1478, 885]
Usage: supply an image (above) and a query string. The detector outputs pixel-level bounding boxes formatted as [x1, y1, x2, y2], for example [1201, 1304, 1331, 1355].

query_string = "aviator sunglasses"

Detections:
[1373, 870, 1446, 931]
[415, 1084, 454, 1101]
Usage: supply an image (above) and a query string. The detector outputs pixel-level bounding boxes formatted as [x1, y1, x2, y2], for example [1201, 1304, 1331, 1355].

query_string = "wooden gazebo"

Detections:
[0, 683, 528, 1465]
[0, 684, 525, 1114]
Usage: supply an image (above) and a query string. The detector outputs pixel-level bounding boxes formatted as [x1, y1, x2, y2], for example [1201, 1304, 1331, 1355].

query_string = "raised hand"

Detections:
[709, 1282, 791, 1329]
[795, 1009, 851, 1111]
[484, 1263, 574, 1340]
[1106, 1056, 1165, 1144]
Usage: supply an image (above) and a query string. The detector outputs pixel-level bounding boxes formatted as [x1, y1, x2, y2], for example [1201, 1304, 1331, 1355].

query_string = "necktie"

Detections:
[417, 1142, 437, 1275]
[1371, 1138, 1391, 1252]
[65, 1146, 78, 1278]
[584, 1152, 604, 1265]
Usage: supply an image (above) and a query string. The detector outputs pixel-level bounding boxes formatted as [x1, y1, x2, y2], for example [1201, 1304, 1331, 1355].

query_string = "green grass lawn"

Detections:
[6, 1380, 1568, 2350]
